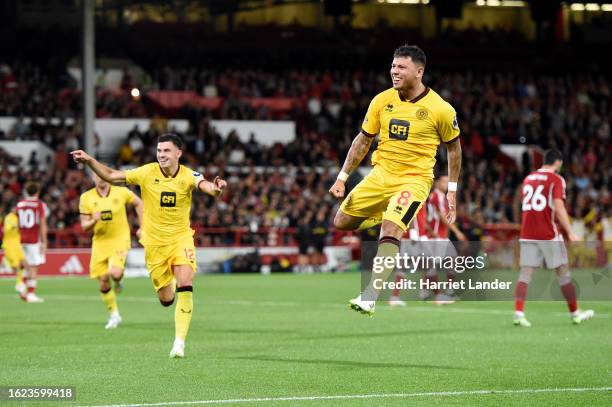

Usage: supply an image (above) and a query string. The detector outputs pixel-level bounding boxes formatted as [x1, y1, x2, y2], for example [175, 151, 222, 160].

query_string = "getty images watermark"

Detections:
[360, 240, 612, 301]
[370, 251, 510, 291]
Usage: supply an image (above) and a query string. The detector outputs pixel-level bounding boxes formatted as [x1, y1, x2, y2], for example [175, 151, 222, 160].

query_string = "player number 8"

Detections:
[396, 190, 412, 206]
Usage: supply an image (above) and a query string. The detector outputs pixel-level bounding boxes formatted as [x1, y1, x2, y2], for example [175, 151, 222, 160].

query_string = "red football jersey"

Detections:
[410, 205, 428, 238]
[403, 205, 428, 240]
[16, 198, 47, 244]
[427, 189, 448, 239]
[520, 169, 566, 240]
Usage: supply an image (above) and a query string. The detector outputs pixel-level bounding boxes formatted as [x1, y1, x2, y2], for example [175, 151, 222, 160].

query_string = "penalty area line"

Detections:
[77, 386, 612, 407]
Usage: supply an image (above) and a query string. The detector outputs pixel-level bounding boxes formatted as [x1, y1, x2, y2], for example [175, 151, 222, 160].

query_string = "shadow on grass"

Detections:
[232, 355, 468, 370]
[1, 320, 101, 327]
[1, 320, 168, 330]
[205, 328, 299, 335]
[296, 328, 468, 341]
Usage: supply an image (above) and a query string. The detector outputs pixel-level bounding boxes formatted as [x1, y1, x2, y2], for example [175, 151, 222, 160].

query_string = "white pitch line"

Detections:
[76, 387, 612, 407]
[0, 293, 609, 318]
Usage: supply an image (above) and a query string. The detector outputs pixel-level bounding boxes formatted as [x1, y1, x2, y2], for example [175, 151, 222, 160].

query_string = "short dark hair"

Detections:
[158, 133, 183, 150]
[543, 149, 563, 165]
[393, 45, 426, 67]
[25, 181, 40, 196]
[7, 198, 17, 212]
[436, 169, 448, 178]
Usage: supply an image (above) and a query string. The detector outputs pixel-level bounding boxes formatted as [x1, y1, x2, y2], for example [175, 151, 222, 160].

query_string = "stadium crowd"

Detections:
[1, 59, 610, 246]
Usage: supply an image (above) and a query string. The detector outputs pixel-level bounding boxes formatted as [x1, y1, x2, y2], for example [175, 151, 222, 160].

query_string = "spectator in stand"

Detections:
[310, 208, 330, 272]
[294, 211, 313, 274]
[0, 57, 610, 246]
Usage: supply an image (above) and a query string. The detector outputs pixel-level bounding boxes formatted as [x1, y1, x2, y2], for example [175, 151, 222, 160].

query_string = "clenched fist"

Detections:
[329, 179, 346, 199]
[212, 176, 227, 193]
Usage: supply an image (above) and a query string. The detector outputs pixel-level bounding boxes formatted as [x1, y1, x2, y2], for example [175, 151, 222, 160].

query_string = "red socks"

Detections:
[560, 282, 578, 313]
[515, 281, 579, 314]
[514, 281, 528, 313]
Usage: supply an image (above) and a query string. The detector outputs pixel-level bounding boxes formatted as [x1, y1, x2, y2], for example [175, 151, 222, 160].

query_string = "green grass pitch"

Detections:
[1, 273, 611, 406]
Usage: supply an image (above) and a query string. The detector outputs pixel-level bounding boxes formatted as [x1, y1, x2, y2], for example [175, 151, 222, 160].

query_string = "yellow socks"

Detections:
[174, 286, 193, 341]
[16, 268, 24, 286]
[100, 287, 118, 315]
[363, 236, 401, 301]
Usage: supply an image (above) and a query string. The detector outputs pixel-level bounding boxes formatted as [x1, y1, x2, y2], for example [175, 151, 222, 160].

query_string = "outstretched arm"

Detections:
[198, 176, 227, 198]
[71, 150, 126, 184]
[329, 131, 375, 198]
[445, 139, 462, 224]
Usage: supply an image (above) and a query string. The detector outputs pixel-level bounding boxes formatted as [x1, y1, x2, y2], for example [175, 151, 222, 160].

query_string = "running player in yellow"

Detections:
[79, 172, 143, 329]
[329, 45, 462, 315]
[71, 133, 227, 357]
[2, 201, 28, 299]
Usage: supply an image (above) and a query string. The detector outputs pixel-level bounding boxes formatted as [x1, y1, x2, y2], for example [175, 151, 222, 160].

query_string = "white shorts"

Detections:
[400, 239, 425, 258]
[520, 240, 568, 269]
[23, 243, 46, 266]
[429, 238, 458, 259]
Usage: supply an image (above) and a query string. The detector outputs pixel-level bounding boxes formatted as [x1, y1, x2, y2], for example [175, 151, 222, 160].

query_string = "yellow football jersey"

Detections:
[362, 87, 460, 178]
[79, 186, 135, 249]
[2, 212, 21, 248]
[125, 163, 203, 246]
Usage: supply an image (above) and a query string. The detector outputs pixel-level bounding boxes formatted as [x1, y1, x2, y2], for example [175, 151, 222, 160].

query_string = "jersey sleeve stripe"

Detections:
[361, 128, 376, 138]
[444, 135, 460, 144]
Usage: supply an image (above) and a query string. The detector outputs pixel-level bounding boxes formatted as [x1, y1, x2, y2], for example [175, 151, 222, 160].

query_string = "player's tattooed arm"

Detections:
[70, 150, 126, 184]
[329, 131, 374, 199]
[341, 131, 375, 175]
[445, 138, 462, 224]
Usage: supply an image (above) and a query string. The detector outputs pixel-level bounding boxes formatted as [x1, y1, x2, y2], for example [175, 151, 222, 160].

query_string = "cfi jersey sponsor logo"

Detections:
[160, 191, 177, 207]
[101, 210, 113, 221]
[388, 118, 410, 141]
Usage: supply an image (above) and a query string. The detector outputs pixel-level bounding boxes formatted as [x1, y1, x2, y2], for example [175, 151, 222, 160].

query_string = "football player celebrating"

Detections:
[72, 133, 227, 357]
[2, 201, 28, 298]
[79, 172, 143, 329]
[329, 45, 462, 316]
